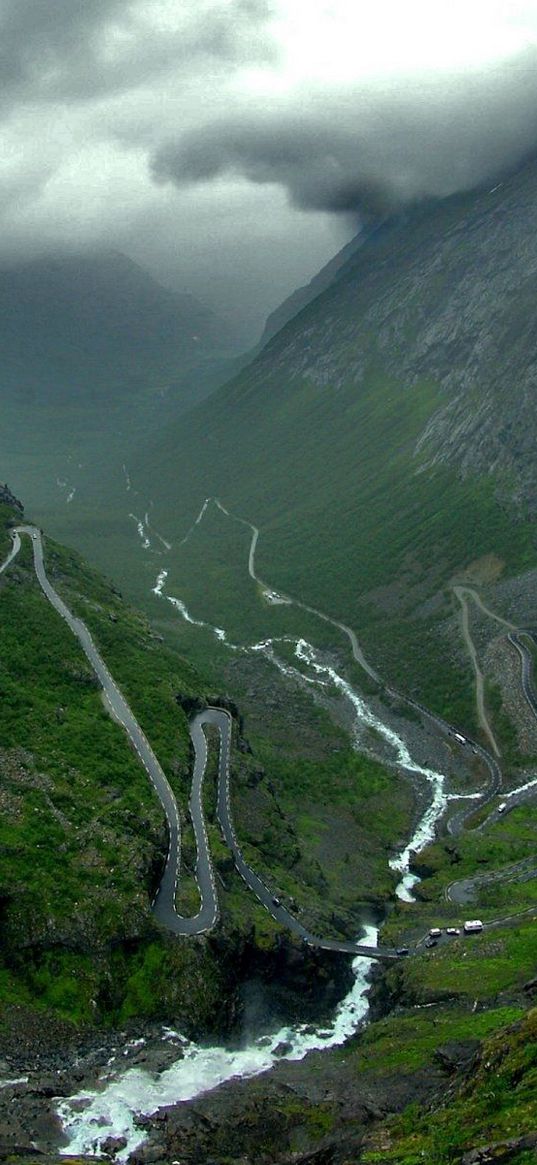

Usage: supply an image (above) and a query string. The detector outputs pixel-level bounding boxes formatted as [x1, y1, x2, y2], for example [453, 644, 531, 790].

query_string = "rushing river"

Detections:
[58, 926, 378, 1159]
[56, 577, 460, 1155]
[70, 498, 472, 1159]
[152, 565, 455, 903]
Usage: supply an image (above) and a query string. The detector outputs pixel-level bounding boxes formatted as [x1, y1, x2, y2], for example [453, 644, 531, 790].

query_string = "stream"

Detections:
[60, 499, 475, 1157]
[58, 926, 378, 1159]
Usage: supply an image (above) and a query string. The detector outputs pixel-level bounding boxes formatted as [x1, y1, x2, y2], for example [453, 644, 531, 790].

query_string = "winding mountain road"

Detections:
[5, 516, 533, 961]
[177, 500, 507, 839]
[5, 525, 218, 936]
[508, 630, 537, 714]
[1, 526, 395, 960]
[203, 707, 395, 958]
[214, 499, 380, 682]
[445, 857, 537, 906]
[453, 586, 501, 757]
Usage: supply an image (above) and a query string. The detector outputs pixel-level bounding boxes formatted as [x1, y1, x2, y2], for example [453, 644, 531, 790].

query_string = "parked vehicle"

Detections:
[446, 927, 460, 935]
[396, 947, 410, 956]
[464, 919, 483, 933]
[425, 937, 438, 948]
[429, 927, 442, 937]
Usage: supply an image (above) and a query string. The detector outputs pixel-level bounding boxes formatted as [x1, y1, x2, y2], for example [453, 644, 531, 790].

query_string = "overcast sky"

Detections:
[3, 0, 537, 342]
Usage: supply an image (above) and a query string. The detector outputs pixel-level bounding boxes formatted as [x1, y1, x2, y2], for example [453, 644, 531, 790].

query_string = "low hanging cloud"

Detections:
[0, 0, 276, 109]
[153, 47, 537, 219]
[3, 1, 537, 339]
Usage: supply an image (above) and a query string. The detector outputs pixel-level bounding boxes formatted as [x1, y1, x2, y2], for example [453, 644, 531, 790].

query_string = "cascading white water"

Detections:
[151, 563, 454, 902]
[267, 638, 451, 902]
[503, 775, 537, 799]
[80, 497, 479, 1159]
[58, 925, 378, 1160]
[128, 514, 150, 550]
[151, 570, 168, 597]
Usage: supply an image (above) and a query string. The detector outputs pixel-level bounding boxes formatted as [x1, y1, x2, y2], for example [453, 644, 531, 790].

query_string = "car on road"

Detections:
[396, 946, 410, 956]
[272, 896, 281, 907]
[498, 802, 507, 813]
[429, 927, 442, 937]
[425, 937, 438, 948]
[446, 927, 460, 935]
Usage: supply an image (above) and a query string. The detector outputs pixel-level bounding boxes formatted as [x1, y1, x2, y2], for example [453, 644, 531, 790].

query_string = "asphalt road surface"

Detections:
[8, 524, 532, 960]
[508, 631, 537, 715]
[2, 527, 395, 958]
[7, 526, 217, 936]
[197, 708, 396, 959]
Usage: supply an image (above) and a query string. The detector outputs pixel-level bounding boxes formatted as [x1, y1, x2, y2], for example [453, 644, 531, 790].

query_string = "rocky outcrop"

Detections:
[0, 483, 23, 514]
[461, 1132, 537, 1163]
[131, 1053, 443, 1165]
[256, 155, 537, 515]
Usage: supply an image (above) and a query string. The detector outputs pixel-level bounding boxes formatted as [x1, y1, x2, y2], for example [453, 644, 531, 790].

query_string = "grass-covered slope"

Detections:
[111, 163, 537, 724]
[3, 164, 536, 744]
[0, 496, 414, 1035]
[0, 499, 228, 1029]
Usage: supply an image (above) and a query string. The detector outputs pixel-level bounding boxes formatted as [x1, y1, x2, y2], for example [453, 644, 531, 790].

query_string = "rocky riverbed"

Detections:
[0, 1014, 482, 1165]
[0, 934, 376, 1161]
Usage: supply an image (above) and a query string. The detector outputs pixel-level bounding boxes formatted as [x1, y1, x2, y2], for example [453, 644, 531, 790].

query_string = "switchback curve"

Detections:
[1, 527, 394, 959]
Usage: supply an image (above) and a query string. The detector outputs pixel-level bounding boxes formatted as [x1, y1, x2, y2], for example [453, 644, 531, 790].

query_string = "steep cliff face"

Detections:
[120, 157, 536, 722]
[139, 156, 537, 521]
[251, 157, 537, 513]
[259, 231, 364, 346]
[0, 484, 23, 514]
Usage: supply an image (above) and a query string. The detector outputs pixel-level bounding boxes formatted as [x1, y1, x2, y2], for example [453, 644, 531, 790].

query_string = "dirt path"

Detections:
[453, 585, 501, 757]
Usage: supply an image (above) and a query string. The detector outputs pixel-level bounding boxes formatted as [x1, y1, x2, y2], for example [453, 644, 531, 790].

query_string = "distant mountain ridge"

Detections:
[119, 154, 537, 712]
[0, 249, 236, 404]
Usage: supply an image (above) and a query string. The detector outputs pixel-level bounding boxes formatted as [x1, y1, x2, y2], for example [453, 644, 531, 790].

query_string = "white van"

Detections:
[464, 920, 483, 934]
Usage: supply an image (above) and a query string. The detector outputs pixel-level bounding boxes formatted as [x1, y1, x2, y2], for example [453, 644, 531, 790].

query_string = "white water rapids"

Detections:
[151, 571, 456, 903]
[58, 926, 378, 1160]
[128, 514, 150, 550]
[64, 498, 477, 1157]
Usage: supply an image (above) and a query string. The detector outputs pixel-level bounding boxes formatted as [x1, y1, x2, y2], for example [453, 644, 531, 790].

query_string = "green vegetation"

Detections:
[355, 1004, 524, 1075]
[0, 502, 412, 1030]
[396, 922, 537, 1002]
[486, 678, 537, 767]
[1, 181, 537, 1161]
[0, 505, 225, 1029]
[360, 1008, 537, 1163]
[249, 735, 411, 907]
[407, 802, 537, 920]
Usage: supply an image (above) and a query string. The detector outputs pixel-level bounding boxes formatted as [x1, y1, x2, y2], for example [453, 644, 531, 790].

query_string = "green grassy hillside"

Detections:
[3, 170, 536, 751]
[84, 170, 536, 733]
[0, 496, 416, 1035]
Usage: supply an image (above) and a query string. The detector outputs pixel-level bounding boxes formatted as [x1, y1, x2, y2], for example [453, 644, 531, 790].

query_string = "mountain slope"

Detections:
[120, 158, 537, 719]
[0, 249, 235, 404]
[0, 492, 404, 1036]
[0, 249, 249, 532]
[259, 230, 363, 345]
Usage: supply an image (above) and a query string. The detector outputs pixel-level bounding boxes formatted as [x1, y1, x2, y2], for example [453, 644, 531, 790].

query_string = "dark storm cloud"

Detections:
[153, 47, 537, 217]
[0, 0, 276, 107]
